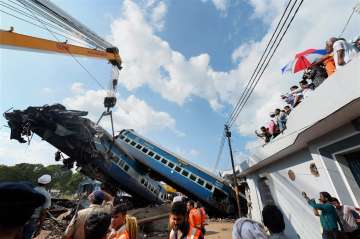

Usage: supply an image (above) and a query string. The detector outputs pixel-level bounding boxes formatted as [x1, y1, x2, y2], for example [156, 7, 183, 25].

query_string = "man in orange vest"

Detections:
[108, 203, 137, 239]
[186, 200, 203, 239]
[195, 201, 206, 235]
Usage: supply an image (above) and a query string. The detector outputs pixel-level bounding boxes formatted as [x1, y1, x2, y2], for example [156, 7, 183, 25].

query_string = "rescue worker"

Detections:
[108, 203, 137, 239]
[195, 201, 206, 235]
[23, 174, 52, 239]
[64, 191, 107, 239]
[187, 200, 203, 239]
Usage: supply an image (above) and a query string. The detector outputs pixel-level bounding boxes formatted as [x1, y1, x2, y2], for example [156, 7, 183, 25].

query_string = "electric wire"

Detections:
[0, 9, 96, 48]
[17, 1, 106, 90]
[213, 0, 300, 172]
[228, 0, 304, 128]
[226, 0, 294, 127]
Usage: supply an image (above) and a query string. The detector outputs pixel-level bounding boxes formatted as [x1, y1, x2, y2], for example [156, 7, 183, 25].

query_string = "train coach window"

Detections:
[175, 166, 181, 172]
[168, 162, 175, 168]
[124, 165, 129, 172]
[125, 138, 130, 143]
[197, 178, 204, 186]
[190, 174, 197, 181]
[205, 183, 213, 191]
[148, 151, 155, 157]
[136, 144, 142, 150]
[140, 178, 145, 184]
[161, 158, 168, 164]
[142, 148, 149, 153]
[130, 141, 136, 146]
[181, 170, 189, 177]
[154, 155, 161, 160]
[119, 135, 125, 140]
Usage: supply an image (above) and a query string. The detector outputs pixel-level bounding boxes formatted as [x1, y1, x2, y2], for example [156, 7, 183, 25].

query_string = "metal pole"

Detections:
[225, 124, 241, 217]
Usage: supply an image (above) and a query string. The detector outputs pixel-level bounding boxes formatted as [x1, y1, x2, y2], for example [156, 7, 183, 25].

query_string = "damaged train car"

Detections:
[4, 104, 237, 215]
[4, 104, 165, 206]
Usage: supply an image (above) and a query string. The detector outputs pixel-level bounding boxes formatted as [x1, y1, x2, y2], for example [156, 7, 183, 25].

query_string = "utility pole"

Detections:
[224, 124, 241, 217]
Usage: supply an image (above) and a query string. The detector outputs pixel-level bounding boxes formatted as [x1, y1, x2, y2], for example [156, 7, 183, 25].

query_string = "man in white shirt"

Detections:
[23, 174, 52, 239]
[330, 197, 360, 238]
[326, 37, 359, 67]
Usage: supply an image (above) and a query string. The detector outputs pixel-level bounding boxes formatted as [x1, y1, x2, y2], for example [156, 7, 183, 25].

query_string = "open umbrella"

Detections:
[281, 48, 327, 74]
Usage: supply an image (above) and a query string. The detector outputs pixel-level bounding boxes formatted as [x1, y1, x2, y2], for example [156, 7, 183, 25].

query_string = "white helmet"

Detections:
[37, 174, 52, 184]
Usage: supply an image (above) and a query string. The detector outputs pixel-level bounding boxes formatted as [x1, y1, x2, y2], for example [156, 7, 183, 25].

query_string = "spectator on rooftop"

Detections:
[255, 126, 272, 143]
[326, 37, 359, 67]
[274, 109, 287, 133]
[353, 36, 360, 51]
[283, 106, 291, 116]
[290, 86, 303, 107]
[269, 113, 280, 138]
[299, 79, 313, 99]
[302, 64, 327, 88]
[280, 93, 294, 107]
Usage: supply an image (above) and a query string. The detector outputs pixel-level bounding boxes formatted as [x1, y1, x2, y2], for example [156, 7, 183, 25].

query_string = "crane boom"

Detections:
[0, 30, 122, 69]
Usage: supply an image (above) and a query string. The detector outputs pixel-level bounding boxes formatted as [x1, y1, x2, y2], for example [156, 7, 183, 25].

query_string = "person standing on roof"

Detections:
[108, 203, 137, 239]
[326, 37, 359, 68]
[64, 190, 108, 239]
[23, 174, 52, 239]
[187, 200, 203, 239]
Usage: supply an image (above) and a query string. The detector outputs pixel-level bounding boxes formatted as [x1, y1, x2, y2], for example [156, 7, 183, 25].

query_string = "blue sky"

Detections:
[1, 0, 358, 171]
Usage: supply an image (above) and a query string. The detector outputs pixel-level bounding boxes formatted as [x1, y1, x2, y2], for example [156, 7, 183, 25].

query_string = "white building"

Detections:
[238, 55, 360, 238]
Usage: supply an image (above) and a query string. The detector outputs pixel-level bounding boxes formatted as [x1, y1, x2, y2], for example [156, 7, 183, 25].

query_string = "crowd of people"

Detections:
[255, 35, 360, 144]
[0, 177, 207, 239]
[231, 191, 360, 239]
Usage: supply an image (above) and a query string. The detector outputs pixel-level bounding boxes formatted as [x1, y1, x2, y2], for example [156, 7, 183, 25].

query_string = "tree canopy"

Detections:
[0, 163, 86, 196]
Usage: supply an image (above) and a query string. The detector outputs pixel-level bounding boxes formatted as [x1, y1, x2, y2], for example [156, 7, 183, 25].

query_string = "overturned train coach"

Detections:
[116, 130, 237, 215]
[4, 104, 237, 215]
[4, 104, 166, 206]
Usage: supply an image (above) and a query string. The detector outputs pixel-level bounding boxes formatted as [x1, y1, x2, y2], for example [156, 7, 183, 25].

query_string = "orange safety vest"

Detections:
[110, 230, 129, 239]
[186, 208, 202, 239]
[199, 208, 206, 227]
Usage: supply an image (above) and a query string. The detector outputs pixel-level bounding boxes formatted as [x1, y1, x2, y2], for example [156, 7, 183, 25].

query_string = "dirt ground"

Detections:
[205, 221, 233, 239]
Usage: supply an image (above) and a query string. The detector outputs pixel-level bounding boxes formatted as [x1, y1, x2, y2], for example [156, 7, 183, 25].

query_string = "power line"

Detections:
[339, 2, 360, 37]
[226, 0, 295, 126]
[228, 0, 304, 128]
[213, 131, 226, 172]
[16, 1, 106, 90]
[0, 9, 94, 48]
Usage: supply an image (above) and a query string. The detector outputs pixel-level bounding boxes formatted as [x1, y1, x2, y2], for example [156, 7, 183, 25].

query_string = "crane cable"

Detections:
[214, 0, 297, 172]
[16, 0, 106, 90]
[228, 0, 304, 128]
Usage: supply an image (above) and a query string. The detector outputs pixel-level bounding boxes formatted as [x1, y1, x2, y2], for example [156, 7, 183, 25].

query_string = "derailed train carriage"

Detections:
[5, 104, 237, 215]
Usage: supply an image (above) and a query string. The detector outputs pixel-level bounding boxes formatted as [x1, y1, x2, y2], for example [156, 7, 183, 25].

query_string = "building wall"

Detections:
[246, 123, 360, 239]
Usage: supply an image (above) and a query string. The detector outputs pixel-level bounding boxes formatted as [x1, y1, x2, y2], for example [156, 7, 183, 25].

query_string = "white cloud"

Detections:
[63, 83, 184, 136]
[0, 131, 59, 166]
[70, 82, 85, 94]
[200, 0, 229, 14]
[108, 0, 359, 141]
